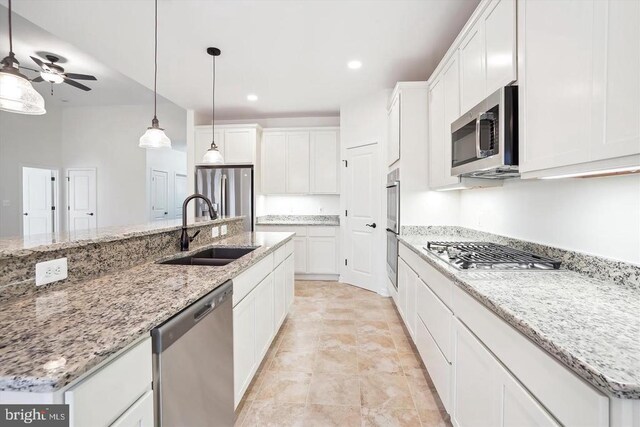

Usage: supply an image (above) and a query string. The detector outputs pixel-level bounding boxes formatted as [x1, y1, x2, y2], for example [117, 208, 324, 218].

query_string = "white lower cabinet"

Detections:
[232, 243, 294, 408]
[453, 319, 558, 427]
[110, 390, 154, 427]
[398, 242, 610, 427]
[293, 236, 308, 273]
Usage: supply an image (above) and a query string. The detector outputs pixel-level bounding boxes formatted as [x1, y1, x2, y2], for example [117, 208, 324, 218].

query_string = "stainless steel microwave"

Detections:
[451, 86, 519, 178]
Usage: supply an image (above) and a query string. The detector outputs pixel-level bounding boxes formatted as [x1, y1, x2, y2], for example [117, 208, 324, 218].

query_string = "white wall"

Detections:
[0, 106, 63, 237]
[256, 194, 340, 216]
[458, 174, 640, 265]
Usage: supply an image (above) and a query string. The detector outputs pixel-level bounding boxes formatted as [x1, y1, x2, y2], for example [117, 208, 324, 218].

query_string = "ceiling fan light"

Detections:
[0, 67, 46, 115]
[139, 120, 171, 149]
[40, 71, 64, 84]
[201, 144, 224, 164]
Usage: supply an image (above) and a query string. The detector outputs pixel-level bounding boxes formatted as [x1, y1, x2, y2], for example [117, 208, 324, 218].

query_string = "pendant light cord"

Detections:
[211, 53, 216, 144]
[153, 0, 158, 120]
[8, 0, 13, 55]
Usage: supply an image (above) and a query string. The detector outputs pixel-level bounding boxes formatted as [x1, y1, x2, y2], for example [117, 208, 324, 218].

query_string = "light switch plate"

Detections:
[35, 258, 68, 286]
[211, 227, 220, 238]
[221, 224, 228, 235]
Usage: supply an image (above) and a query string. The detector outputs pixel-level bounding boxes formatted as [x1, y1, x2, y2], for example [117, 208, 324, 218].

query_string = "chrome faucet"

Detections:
[181, 194, 216, 251]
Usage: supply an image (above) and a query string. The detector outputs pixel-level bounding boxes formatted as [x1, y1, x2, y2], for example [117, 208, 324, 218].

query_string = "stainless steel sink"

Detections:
[160, 246, 258, 266]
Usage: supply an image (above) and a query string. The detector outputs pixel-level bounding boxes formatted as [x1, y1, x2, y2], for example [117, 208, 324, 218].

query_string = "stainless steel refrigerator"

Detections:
[195, 165, 254, 231]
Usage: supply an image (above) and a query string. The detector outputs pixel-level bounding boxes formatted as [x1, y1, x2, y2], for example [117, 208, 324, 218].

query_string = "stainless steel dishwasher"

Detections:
[152, 280, 234, 427]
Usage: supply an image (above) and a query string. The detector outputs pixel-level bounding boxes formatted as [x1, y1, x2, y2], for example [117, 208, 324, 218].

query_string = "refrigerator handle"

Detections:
[221, 174, 228, 217]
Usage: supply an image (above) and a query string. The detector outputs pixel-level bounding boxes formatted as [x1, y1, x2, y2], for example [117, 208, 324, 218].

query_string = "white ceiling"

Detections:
[3, 0, 479, 122]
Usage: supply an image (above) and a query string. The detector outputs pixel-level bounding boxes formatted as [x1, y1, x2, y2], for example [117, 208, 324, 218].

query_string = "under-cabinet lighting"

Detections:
[540, 166, 640, 180]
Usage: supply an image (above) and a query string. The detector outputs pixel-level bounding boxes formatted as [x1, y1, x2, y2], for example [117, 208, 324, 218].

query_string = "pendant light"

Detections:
[201, 47, 224, 164]
[0, 0, 46, 115]
[139, 0, 171, 149]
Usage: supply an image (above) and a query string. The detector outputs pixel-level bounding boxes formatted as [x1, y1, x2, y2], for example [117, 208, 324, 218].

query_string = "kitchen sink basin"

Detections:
[160, 246, 258, 266]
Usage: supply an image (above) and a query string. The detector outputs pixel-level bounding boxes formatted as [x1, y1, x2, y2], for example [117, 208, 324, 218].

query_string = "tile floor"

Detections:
[235, 280, 452, 427]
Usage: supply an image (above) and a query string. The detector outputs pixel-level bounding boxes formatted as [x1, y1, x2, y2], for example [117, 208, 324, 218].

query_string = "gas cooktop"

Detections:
[424, 241, 562, 270]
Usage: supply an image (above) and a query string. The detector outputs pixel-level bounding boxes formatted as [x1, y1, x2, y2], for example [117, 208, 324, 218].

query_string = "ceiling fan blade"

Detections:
[65, 72, 97, 81]
[64, 78, 91, 91]
[21, 66, 40, 73]
[31, 76, 44, 83]
[30, 56, 45, 68]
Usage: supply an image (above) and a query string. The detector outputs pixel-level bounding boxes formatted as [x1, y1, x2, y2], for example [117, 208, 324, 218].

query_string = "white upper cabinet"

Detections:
[286, 132, 311, 193]
[261, 133, 287, 194]
[194, 124, 259, 165]
[387, 92, 401, 166]
[261, 128, 340, 195]
[310, 130, 340, 194]
[460, 0, 516, 113]
[519, 0, 640, 178]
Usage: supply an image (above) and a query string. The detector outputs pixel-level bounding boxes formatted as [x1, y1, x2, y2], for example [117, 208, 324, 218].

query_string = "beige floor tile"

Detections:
[398, 351, 428, 378]
[241, 401, 307, 427]
[302, 404, 362, 426]
[234, 399, 252, 426]
[317, 332, 357, 351]
[244, 367, 268, 401]
[407, 375, 447, 415]
[322, 319, 357, 334]
[270, 349, 316, 373]
[254, 371, 312, 404]
[361, 406, 422, 427]
[360, 373, 415, 409]
[322, 307, 356, 320]
[392, 333, 416, 353]
[356, 320, 391, 336]
[358, 351, 404, 375]
[357, 333, 397, 354]
[307, 373, 361, 406]
[278, 334, 319, 352]
[314, 348, 358, 374]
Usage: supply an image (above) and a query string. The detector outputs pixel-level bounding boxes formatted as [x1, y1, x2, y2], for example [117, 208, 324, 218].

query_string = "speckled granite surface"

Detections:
[398, 232, 640, 399]
[256, 215, 340, 226]
[0, 231, 294, 393]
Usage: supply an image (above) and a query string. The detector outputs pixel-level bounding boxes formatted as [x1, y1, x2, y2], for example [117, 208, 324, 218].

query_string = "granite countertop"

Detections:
[256, 215, 340, 226]
[0, 231, 294, 393]
[398, 233, 640, 400]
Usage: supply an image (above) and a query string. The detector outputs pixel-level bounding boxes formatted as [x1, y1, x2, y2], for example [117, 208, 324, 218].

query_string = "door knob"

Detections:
[86, 212, 94, 216]
[365, 222, 377, 229]
[23, 213, 28, 216]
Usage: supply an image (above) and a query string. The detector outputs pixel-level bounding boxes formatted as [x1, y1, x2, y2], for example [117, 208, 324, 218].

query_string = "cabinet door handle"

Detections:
[365, 222, 377, 229]
[86, 213, 94, 216]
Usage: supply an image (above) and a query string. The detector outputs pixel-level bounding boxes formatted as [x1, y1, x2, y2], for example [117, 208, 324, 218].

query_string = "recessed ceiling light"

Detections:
[247, 94, 258, 102]
[347, 60, 362, 70]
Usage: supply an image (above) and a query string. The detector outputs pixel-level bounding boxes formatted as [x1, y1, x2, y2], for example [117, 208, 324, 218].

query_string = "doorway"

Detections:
[67, 168, 97, 234]
[22, 167, 59, 237]
[341, 143, 383, 293]
[174, 173, 188, 219]
[150, 169, 169, 221]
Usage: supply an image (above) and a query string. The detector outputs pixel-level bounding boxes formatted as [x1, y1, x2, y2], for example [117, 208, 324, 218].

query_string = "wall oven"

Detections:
[451, 86, 519, 178]
[386, 169, 400, 289]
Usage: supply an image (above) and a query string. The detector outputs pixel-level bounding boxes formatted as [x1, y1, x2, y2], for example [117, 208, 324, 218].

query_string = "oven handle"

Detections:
[475, 112, 496, 159]
[386, 181, 400, 189]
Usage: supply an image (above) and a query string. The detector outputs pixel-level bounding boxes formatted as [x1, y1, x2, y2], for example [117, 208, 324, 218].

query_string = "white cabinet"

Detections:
[261, 128, 340, 195]
[233, 290, 256, 406]
[519, 0, 640, 178]
[254, 273, 275, 361]
[110, 390, 154, 427]
[286, 132, 311, 193]
[285, 253, 295, 311]
[459, 24, 486, 113]
[274, 262, 286, 328]
[261, 133, 287, 194]
[387, 92, 401, 166]
[397, 259, 407, 319]
[453, 319, 558, 427]
[195, 125, 260, 165]
[310, 130, 340, 193]
[293, 237, 307, 273]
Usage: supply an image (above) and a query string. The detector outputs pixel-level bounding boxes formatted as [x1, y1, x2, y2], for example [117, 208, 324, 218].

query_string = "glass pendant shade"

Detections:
[201, 143, 224, 164]
[139, 120, 171, 149]
[0, 68, 46, 115]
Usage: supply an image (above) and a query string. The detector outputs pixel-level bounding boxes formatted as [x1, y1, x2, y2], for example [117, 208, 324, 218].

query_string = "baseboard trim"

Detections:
[295, 274, 340, 281]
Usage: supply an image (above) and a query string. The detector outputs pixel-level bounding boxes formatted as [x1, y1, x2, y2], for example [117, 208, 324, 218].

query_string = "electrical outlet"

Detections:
[35, 258, 68, 286]
[211, 227, 220, 238]
[221, 224, 228, 235]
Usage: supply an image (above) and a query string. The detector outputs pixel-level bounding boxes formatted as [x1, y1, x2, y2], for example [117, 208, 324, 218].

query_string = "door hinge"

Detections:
[51, 176, 55, 182]
[345, 210, 348, 216]
[66, 176, 70, 181]
[51, 206, 55, 211]
[344, 259, 348, 266]
[344, 160, 348, 167]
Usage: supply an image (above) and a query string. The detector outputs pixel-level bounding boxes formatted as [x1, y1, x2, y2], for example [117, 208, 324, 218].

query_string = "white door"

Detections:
[22, 167, 54, 237]
[67, 168, 97, 233]
[174, 173, 187, 219]
[150, 169, 169, 221]
[343, 143, 380, 292]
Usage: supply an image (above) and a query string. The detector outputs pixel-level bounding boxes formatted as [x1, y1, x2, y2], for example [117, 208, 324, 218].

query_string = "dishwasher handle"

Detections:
[152, 280, 233, 354]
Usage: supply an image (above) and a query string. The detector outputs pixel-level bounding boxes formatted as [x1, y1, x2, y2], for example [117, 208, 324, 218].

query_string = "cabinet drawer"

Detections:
[274, 243, 289, 266]
[453, 286, 608, 426]
[65, 337, 152, 427]
[399, 244, 453, 308]
[233, 253, 274, 306]
[416, 278, 453, 362]
[307, 226, 337, 237]
[110, 390, 154, 427]
[415, 316, 451, 413]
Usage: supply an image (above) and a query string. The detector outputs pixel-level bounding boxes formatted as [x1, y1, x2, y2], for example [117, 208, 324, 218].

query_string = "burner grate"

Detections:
[425, 241, 562, 270]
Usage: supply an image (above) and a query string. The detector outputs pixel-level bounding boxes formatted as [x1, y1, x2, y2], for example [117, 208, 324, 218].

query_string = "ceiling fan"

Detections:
[29, 54, 97, 92]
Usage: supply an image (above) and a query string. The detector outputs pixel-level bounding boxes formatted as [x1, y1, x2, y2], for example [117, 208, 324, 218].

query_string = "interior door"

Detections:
[67, 168, 97, 233]
[174, 173, 187, 219]
[343, 143, 380, 292]
[22, 167, 54, 237]
[151, 169, 169, 221]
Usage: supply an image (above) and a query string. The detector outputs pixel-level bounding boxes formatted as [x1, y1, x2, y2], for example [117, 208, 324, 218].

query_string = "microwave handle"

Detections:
[475, 112, 496, 159]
